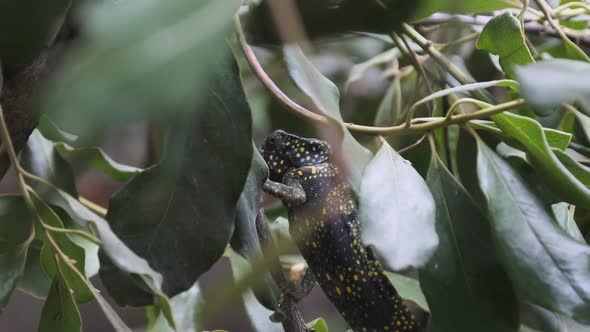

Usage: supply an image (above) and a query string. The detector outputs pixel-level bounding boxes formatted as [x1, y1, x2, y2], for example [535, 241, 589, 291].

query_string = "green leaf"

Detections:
[384, 272, 429, 311]
[552, 203, 585, 243]
[38, 276, 81, 332]
[148, 283, 205, 332]
[412, 0, 521, 21]
[230, 253, 284, 332]
[42, 0, 240, 139]
[359, 143, 438, 270]
[230, 147, 280, 311]
[476, 139, 590, 324]
[0, 196, 35, 310]
[100, 56, 252, 304]
[37, 116, 78, 144]
[307, 318, 329, 332]
[515, 60, 590, 113]
[477, 13, 534, 78]
[30, 192, 93, 304]
[471, 120, 572, 150]
[54, 143, 142, 182]
[422, 155, 519, 332]
[283, 44, 373, 192]
[374, 76, 402, 127]
[21, 130, 78, 198]
[17, 241, 52, 299]
[554, 149, 590, 188]
[0, 0, 71, 66]
[492, 112, 590, 206]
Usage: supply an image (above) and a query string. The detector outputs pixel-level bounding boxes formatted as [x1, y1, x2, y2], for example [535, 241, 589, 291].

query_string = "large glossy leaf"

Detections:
[0, 196, 34, 310]
[515, 60, 590, 113]
[493, 112, 590, 206]
[246, 0, 422, 44]
[0, 0, 71, 66]
[101, 56, 253, 304]
[42, 0, 240, 139]
[422, 155, 519, 332]
[412, 0, 521, 21]
[38, 276, 81, 332]
[476, 139, 590, 324]
[283, 44, 373, 192]
[477, 13, 534, 78]
[230, 147, 280, 311]
[471, 120, 572, 151]
[359, 143, 438, 270]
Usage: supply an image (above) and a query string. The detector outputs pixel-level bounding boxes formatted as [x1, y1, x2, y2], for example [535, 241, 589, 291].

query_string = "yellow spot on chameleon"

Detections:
[320, 220, 325, 228]
[396, 321, 401, 326]
[339, 274, 344, 281]
[277, 169, 282, 174]
[311, 167, 317, 174]
[300, 147, 305, 152]
[353, 275, 359, 281]
[326, 273, 331, 280]
[335, 287, 341, 295]
[298, 171, 303, 176]
[346, 286, 352, 294]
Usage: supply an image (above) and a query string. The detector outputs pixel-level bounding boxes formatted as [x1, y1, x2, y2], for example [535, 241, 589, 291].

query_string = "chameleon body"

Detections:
[260, 130, 419, 332]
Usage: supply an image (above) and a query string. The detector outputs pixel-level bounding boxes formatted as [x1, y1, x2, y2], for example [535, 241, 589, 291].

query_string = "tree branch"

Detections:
[0, 53, 52, 178]
[418, 13, 590, 47]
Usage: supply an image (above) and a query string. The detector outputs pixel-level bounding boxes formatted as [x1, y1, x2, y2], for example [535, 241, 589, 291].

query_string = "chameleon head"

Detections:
[260, 130, 331, 181]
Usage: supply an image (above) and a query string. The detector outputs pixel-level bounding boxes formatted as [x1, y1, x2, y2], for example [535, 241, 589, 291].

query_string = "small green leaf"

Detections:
[476, 139, 590, 324]
[30, 192, 93, 304]
[148, 283, 205, 332]
[54, 143, 142, 182]
[307, 318, 329, 332]
[477, 13, 534, 78]
[359, 143, 438, 270]
[552, 203, 585, 243]
[374, 76, 403, 127]
[472, 120, 572, 150]
[21, 130, 78, 199]
[515, 60, 590, 113]
[38, 276, 81, 332]
[17, 241, 52, 299]
[283, 44, 373, 192]
[422, 155, 519, 332]
[42, 0, 240, 139]
[0, 196, 35, 310]
[384, 272, 429, 311]
[553, 148, 590, 188]
[492, 112, 590, 206]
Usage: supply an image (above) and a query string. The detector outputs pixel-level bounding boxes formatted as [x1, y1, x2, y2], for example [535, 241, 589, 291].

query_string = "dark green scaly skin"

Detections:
[261, 130, 419, 332]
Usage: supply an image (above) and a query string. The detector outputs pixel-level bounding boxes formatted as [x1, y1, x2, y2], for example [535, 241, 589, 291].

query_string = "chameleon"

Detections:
[260, 130, 420, 332]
